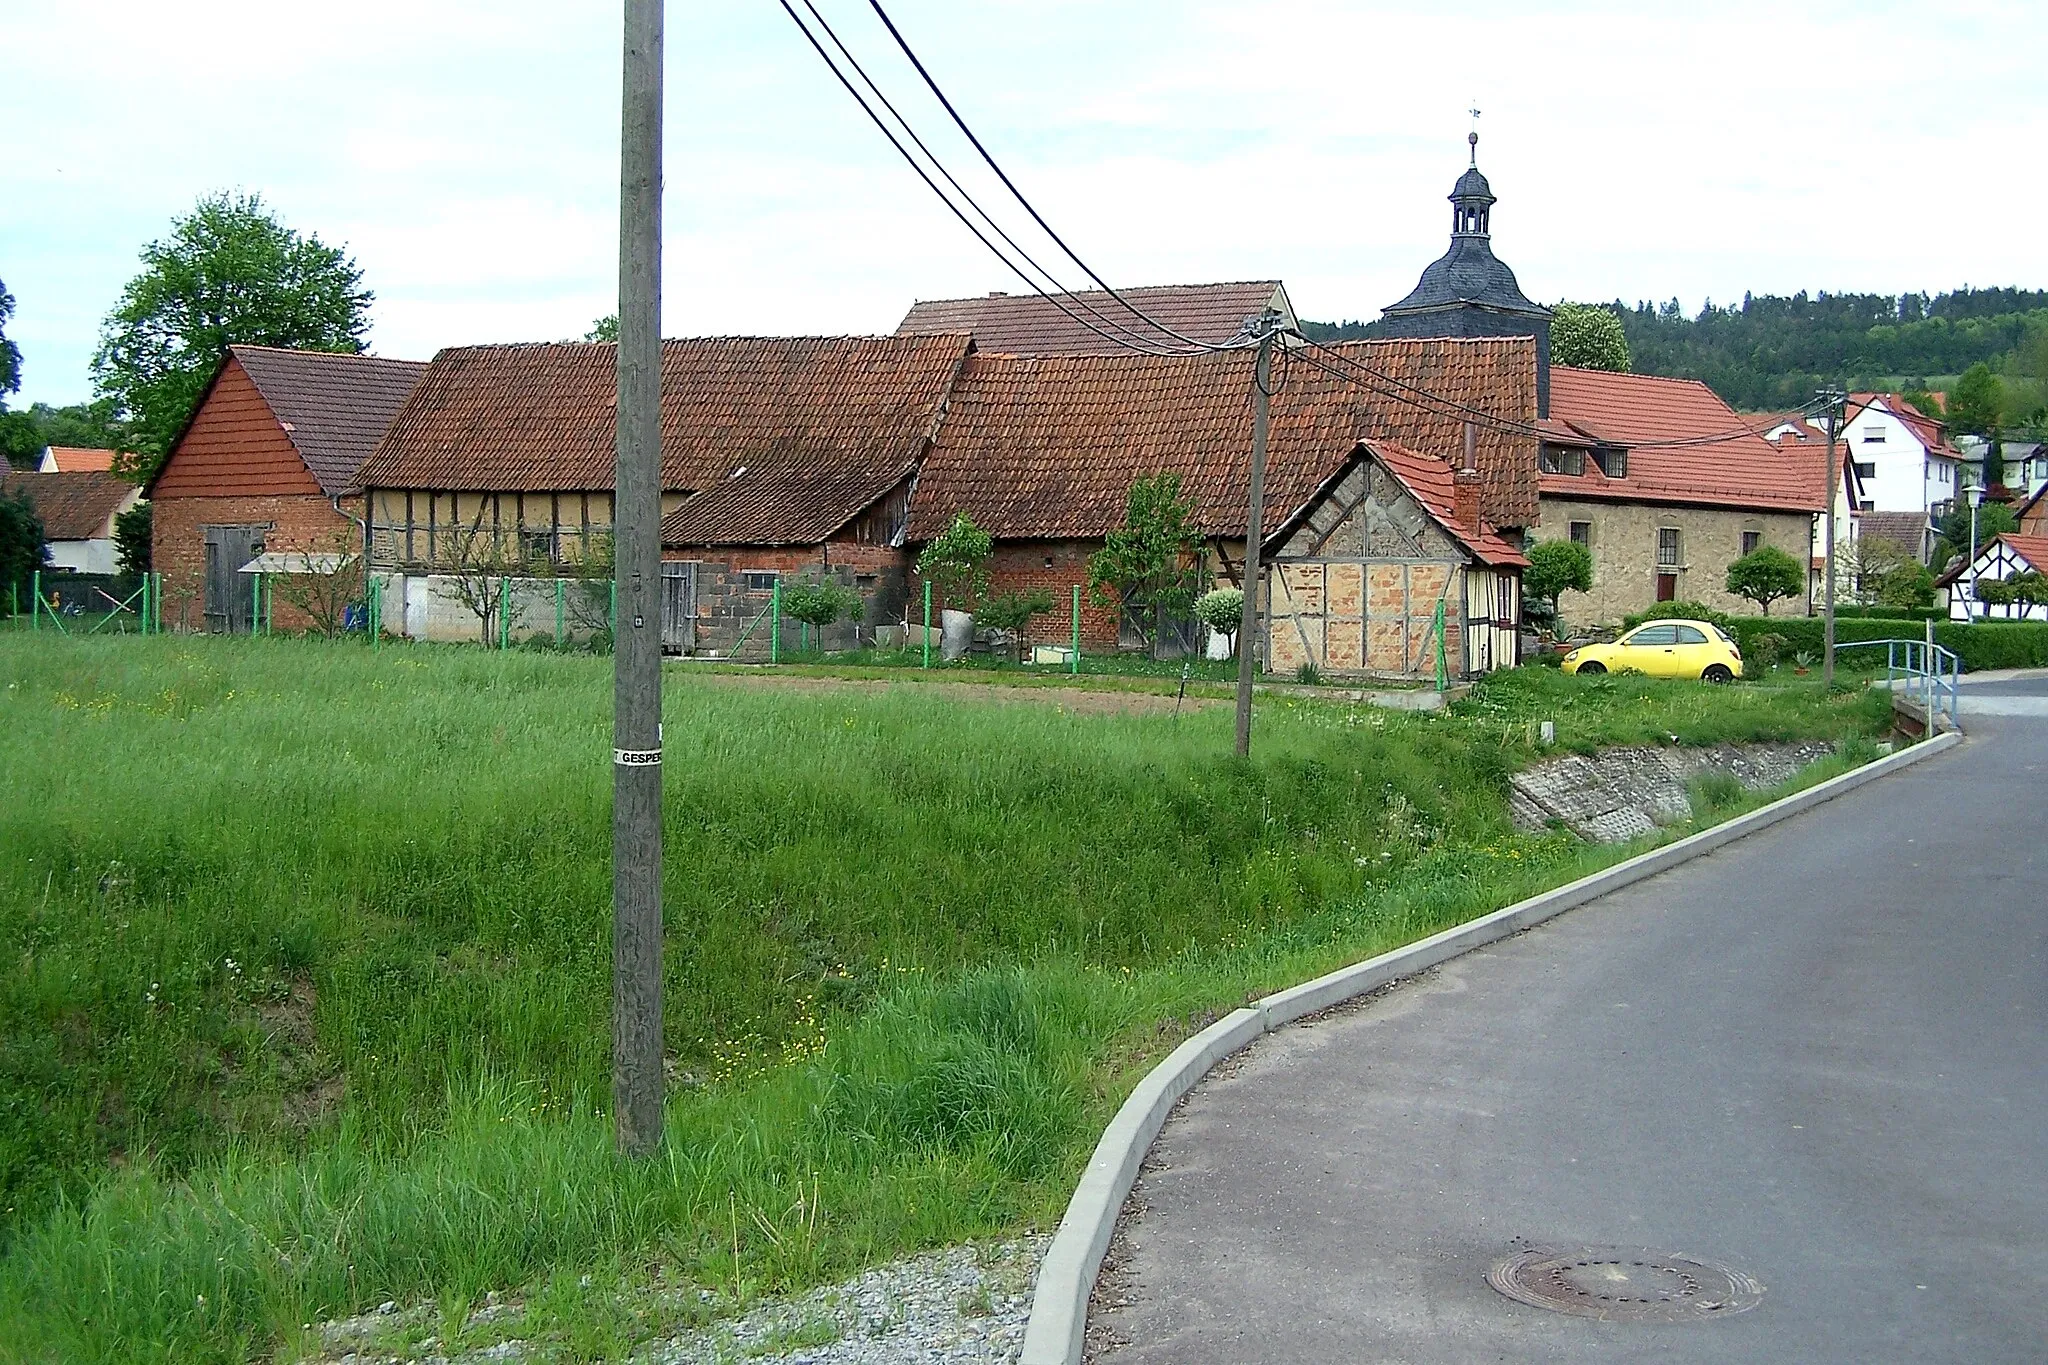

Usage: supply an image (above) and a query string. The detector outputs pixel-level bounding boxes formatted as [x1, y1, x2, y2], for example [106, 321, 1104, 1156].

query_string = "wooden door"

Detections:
[203, 525, 267, 634]
[660, 562, 696, 653]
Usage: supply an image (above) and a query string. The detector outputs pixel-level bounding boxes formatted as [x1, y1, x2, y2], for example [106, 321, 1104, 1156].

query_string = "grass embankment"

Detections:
[0, 639, 1889, 1362]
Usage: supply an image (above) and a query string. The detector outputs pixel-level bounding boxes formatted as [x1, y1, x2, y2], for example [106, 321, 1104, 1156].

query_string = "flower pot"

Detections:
[940, 609, 974, 661]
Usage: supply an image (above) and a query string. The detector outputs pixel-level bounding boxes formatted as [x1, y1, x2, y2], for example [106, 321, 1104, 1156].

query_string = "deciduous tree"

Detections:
[1524, 539, 1594, 629]
[92, 193, 372, 480]
[1087, 473, 1202, 651]
[1550, 303, 1630, 372]
[1724, 544, 1804, 615]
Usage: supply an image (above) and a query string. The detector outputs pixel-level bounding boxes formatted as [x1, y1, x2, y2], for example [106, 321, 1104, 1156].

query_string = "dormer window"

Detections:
[1591, 446, 1628, 478]
[1539, 445, 1584, 476]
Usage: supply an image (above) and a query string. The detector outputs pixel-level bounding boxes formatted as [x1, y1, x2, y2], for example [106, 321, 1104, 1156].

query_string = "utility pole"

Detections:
[612, 0, 665, 1157]
[1820, 389, 1843, 691]
[1234, 312, 1281, 758]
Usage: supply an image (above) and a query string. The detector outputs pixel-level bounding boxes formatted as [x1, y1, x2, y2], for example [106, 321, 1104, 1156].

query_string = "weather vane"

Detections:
[1468, 102, 1481, 163]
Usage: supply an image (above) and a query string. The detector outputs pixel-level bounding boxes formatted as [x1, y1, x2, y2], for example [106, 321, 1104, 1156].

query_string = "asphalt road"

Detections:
[1094, 687, 2048, 1364]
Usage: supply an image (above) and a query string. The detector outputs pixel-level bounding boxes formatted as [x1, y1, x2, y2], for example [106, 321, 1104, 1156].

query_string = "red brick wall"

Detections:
[981, 541, 1121, 649]
[152, 493, 359, 632]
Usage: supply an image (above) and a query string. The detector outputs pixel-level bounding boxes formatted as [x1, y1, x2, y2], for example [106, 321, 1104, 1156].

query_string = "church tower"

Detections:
[1378, 132, 1552, 416]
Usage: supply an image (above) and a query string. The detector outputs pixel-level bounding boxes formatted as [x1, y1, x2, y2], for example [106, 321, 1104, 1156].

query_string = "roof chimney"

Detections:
[1453, 421, 1483, 532]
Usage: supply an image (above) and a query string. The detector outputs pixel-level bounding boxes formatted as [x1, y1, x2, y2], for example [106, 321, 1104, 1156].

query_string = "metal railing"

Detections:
[1838, 637, 1961, 730]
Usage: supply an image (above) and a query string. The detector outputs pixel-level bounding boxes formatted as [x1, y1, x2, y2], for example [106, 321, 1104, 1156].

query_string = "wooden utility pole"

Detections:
[612, 0, 665, 1157]
[1820, 389, 1842, 692]
[1234, 314, 1280, 758]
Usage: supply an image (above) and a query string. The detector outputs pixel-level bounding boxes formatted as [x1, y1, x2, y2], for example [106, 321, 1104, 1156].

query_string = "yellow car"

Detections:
[1562, 620, 1744, 682]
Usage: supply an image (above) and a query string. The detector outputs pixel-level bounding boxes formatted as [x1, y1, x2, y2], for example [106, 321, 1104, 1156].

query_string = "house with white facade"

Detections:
[1936, 532, 2048, 621]
[1840, 393, 1963, 523]
[0, 471, 142, 575]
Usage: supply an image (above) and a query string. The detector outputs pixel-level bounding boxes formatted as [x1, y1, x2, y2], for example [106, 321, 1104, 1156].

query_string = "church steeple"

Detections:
[1377, 132, 1552, 417]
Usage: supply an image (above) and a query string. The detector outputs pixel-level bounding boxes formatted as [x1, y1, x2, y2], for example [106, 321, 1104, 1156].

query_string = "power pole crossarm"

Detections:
[613, 0, 666, 1157]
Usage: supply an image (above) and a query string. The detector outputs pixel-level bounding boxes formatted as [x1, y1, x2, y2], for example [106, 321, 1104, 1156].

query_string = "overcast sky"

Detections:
[4, 0, 2043, 407]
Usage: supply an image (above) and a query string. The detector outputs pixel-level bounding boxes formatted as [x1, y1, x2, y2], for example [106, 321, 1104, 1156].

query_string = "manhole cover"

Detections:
[1488, 1247, 1764, 1322]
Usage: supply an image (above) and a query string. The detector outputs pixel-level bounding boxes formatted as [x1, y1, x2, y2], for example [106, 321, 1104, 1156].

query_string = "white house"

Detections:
[1840, 393, 1963, 519]
[35, 445, 118, 473]
[1937, 531, 2048, 622]
[1761, 418, 1866, 599]
[0, 471, 143, 576]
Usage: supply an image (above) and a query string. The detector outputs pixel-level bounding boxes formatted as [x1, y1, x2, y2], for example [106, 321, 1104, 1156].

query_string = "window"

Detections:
[1592, 446, 1627, 478]
[1568, 520, 1592, 547]
[742, 571, 779, 591]
[1863, 427, 1886, 443]
[1672, 624, 1709, 644]
[1657, 527, 1682, 567]
[1630, 624, 1679, 646]
[1854, 461, 1877, 479]
[1741, 530, 1762, 556]
[1540, 445, 1585, 476]
[519, 530, 554, 563]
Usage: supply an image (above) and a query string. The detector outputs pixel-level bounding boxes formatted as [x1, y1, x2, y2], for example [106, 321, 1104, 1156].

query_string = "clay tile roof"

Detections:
[908, 337, 1538, 541]
[40, 446, 117, 472]
[660, 457, 910, 548]
[1856, 510, 1933, 558]
[359, 334, 972, 496]
[1937, 531, 2048, 587]
[1363, 440, 1528, 567]
[896, 282, 1286, 356]
[1, 470, 138, 541]
[1545, 367, 1825, 514]
[225, 347, 428, 496]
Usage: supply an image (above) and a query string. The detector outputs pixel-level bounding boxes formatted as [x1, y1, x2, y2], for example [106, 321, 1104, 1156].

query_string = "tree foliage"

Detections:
[915, 513, 993, 611]
[1724, 544, 1805, 615]
[2, 399, 128, 469]
[1877, 560, 1935, 610]
[584, 315, 619, 343]
[113, 502, 152, 583]
[1935, 499, 2017, 566]
[1524, 539, 1594, 624]
[0, 276, 20, 406]
[1550, 303, 1630, 372]
[1, 488, 47, 613]
[782, 577, 861, 629]
[92, 193, 372, 480]
[1086, 474, 1202, 646]
[1945, 362, 2003, 437]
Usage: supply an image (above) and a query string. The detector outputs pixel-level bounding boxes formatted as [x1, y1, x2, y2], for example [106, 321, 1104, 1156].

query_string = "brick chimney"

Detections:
[1452, 420, 1483, 533]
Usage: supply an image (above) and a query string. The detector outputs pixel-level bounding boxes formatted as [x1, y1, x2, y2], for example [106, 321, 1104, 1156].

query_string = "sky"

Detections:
[4, 0, 2045, 408]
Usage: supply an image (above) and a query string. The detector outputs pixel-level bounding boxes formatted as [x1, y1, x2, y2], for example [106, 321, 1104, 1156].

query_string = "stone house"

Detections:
[1530, 367, 1825, 624]
[352, 334, 971, 647]
[146, 346, 426, 633]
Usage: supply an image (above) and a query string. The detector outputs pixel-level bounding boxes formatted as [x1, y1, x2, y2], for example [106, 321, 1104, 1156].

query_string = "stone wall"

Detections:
[1533, 496, 1812, 626]
[1509, 740, 1835, 843]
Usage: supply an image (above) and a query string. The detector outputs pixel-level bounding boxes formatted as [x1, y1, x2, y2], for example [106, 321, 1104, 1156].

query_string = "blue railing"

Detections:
[1836, 637, 1961, 730]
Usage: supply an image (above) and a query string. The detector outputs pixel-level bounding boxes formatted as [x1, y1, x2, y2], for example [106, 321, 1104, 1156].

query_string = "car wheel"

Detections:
[1577, 661, 1606, 675]
[1703, 664, 1733, 683]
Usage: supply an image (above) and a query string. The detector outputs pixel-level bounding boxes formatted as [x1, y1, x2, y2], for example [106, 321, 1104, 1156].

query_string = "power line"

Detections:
[772, 0, 1198, 356]
[790, 0, 1200, 357]
[860, 0, 1232, 353]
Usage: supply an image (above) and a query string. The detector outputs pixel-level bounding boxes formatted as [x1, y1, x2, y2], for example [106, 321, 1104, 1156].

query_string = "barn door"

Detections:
[660, 562, 696, 653]
[202, 525, 267, 634]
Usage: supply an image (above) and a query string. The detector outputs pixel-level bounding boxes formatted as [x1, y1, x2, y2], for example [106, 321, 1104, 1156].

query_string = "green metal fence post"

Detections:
[31, 570, 39, 633]
[1433, 598, 1448, 691]
[922, 579, 932, 669]
[499, 576, 510, 650]
[555, 578, 565, 645]
[370, 575, 382, 649]
[1071, 584, 1081, 674]
[771, 577, 783, 664]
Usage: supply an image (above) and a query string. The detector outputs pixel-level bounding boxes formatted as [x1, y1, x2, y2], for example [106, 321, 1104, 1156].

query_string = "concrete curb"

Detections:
[1017, 729, 1964, 1365]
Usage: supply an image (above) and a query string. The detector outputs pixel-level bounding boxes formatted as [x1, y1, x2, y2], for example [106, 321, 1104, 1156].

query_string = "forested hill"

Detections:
[1302, 287, 2048, 414]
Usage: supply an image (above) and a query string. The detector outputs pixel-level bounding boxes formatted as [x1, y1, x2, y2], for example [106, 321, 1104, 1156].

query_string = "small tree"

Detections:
[976, 588, 1055, 659]
[1725, 544, 1804, 615]
[1935, 499, 2015, 566]
[1087, 473, 1202, 652]
[114, 501, 152, 585]
[265, 529, 366, 639]
[1550, 303, 1631, 372]
[783, 576, 861, 651]
[0, 487, 47, 614]
[439, 508, 534, 644]
[916, 512, 992, 613]
[1877, 559, 1934, 610]
[1194, 586, 1245, 655]
[1945, 363, 2002, 438]
[562, 531, 616, 647]
[1524, 540, 1594, 633]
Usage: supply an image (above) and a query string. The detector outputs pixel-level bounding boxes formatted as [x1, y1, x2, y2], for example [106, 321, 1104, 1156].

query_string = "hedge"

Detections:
[1718, 616, 2048, 672]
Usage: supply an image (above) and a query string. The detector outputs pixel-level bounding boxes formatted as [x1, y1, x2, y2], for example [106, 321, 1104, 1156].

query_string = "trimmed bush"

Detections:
[1717, 615, 2048, 672]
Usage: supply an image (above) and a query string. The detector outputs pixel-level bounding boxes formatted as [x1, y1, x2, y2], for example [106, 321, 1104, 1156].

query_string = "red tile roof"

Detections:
[1852, 393, 1960, 459]
[40, 445, 117, 472]
[1, 471, 139, 541]
[358, 334, 973, 495]
[1544, 367, 1825, 513]
[907, 337, 1538, 541]
[661, 459, 909, 547]
[896, 282, 1286, 356]
[227, 346, 428, 496]
[1363, 440, 1528, 567]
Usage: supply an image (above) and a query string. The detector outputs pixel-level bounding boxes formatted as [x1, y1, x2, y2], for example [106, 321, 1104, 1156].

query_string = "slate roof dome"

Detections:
[1452, 165, 1494, 204]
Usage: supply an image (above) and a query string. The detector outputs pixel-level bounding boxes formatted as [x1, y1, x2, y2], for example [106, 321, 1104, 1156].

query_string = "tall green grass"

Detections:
[0, 637, 1886, 1362]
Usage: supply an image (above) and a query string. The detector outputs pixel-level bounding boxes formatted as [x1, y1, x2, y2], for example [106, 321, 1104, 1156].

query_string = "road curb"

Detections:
[1017, 729, 1964, 1365]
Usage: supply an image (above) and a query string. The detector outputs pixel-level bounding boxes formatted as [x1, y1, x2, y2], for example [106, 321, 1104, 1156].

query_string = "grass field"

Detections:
[0, 636, 1892, 1362]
